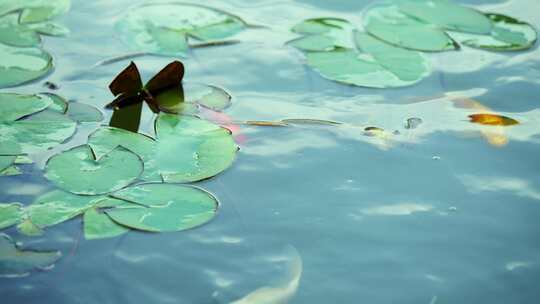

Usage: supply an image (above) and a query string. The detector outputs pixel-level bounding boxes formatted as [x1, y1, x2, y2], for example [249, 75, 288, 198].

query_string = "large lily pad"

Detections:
[66, 102, 103, 123]
[398, 0, 492, 34]
[41, 92, 68, 114]
[306, 48, 419, 88]
[363, 1, 458, 51]
[107, 183, 218, 232]
[0, 112, 76, 155]
[0, 0, 71, 24]
[0, 156, 16, 172]
[83, 206, 129, 240]
[185, 83, 232, 111]
[0, 203, 22, 229]
[0, 233, 61, 278]
[289, 18, 355, 51]
[116, 3, 247, 56]
[449, 13, 538, 51]
[25, 190, 106, 228]
[0, 93, 52, 122]
[0, 14, 41, 47]
[44, 145, 144, 195]
[0, 44, 52, 88]
[89, 114, 237, 183]
[354, 31, 430, 83]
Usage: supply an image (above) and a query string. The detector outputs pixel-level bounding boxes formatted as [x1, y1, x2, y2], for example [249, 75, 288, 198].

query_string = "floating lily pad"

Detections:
[14, 155, 33, 164]
[66, 102, 103, 123]
[28, 22, 69, 36]
[185, 83, 232, 111]
[0, 93, 52, 122]
[16, 219, 43, 236]
[116, 3, 247, 56]
[107, 183, 218, 232]
[0, 165, 22, 176]
[363, 1, 458, 51]
[354, 31, 430, 83]
[0, 156, 16, 172]
[0, 112, 76, 155]
[0, 44, 52, 88]
[468, 113, 519, 126]
[83, 207, 129, 240]
[306, 48, 417, 88]
[0, 233, 60, 278]
[89, 114, 237, 183]
[44, 145, 143, 195]
[0, 203, 22, 229]
[450, 13, 537, 51]
[0, 14, 41, 47]
[25, 190, 106, 228]
[398, 0, 492, 34]
[40, 92, 68, 114]
[289, 18, 354, 51]
[0, 0, 71, 24]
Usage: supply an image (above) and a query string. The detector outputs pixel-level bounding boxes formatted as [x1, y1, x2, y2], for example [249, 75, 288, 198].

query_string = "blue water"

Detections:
[2, 0, 540, 303]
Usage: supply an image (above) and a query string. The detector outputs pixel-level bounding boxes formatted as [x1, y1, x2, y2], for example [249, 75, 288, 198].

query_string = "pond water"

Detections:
[1, 0, 540, 303]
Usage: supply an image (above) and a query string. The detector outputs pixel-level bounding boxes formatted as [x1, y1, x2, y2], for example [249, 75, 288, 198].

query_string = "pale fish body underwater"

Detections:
[229, 246, 303, 304]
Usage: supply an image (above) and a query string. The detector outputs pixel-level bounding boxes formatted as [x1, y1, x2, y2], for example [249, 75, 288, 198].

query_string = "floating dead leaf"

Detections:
[245, 121, 288, 127]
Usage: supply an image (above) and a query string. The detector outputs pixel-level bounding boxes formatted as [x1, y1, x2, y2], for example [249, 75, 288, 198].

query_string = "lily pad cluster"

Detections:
[0, 85, 237, 240]
[0, 0, 71, 88]
[289, 0, 537, 88]
[1, 111, 235, 240]
[18, 113, 234, 239]
[0, 92, 102, 176]
[116, 3, 248, 56]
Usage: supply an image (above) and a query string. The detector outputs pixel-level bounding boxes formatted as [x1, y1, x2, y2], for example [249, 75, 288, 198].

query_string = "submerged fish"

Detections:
[229, 246, 303, 304]
[451, 97, 517, 147]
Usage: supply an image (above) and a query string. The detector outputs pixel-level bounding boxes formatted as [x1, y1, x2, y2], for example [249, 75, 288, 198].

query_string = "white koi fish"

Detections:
[229, 246, 303, 304]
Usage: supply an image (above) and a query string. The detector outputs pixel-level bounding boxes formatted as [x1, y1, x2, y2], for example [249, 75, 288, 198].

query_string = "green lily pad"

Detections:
[0, 112, 76, 155]
[0, 93, 52, 122]
[289, 18, 355, 51]
[0, 0, 71, 24]
[107, 183, 218, 232]
[0, 165, 22, 176]
[25, 190, 106, 228]
[0, 156, 16, 172]
[44, 145, 144, 195]
[0, 14, 41, 47]
[354, 31, 430, 83]
[66, 102, 103, 123]
[450, 13, 537, 51]
[27, 22, 69, 36]
[14, 155, 33, 164]
[306, 48, 418, 88]
[288, 35, 339, 52]
[0, 44, 52, 88]
[363, 1, 457, 51]
[116, 3, 247, 56]
[83, 207, 129, 240]
[16, 219, 43, 236]
[185, 83, 232, 111]
[398, 0, 492, 34]
[89, 114, 237, 183]
[0, 203, 22, 229]
[40, 92, 68, 114]
[0, 233, 60, 278]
